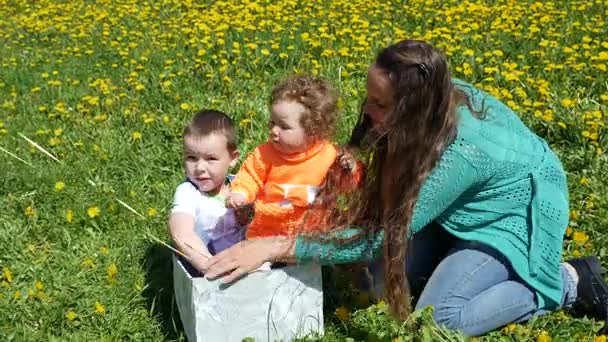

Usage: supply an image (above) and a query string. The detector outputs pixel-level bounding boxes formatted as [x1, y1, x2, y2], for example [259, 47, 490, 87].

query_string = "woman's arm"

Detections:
[201, 227, 384, 283]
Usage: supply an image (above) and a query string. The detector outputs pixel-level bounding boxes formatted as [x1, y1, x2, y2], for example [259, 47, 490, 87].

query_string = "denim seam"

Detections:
[436, 255, 496, 325]
[459, 293, 536, 329]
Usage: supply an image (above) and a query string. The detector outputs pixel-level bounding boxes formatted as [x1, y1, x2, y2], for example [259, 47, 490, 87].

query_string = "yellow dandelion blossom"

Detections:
[536, 330, 551, 342]
[54, 181, 65, 191]
[82, 257, 96, 269]
[35, 280, 44, 290]
[94, 301, 106, 314]
[502, 324, 517, 334]
[14, 290, 21, 300]
[335, 306, 350, 321]
[2, 267, 13, 284]
[147, 208, 157, 217]
[561, 99, 575, 108]
[87, 206, 100, 218]
[261, 49, 270, 56]
[180, 103, 191, 110]
[132, 131, 142, 141]
[594, 335, 606, 342]
[572, 231, 589, 245]
[66, 209, 74, 223]
[25, 206, 34, 217]
[66, 310, 77, 321]
[100, 246, 109, 255]
[107, 263, 118, 282]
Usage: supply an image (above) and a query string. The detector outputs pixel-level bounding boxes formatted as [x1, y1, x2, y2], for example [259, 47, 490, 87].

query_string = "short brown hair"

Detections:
[271, 75, 338, 140]
[183, 109, 237, 152]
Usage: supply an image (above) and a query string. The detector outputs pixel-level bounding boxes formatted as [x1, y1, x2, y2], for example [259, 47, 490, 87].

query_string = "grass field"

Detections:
[1, 0, 607, 340]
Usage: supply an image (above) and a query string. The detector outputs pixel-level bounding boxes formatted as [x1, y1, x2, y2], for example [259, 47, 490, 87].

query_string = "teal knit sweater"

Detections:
[295, 79, 570, 310]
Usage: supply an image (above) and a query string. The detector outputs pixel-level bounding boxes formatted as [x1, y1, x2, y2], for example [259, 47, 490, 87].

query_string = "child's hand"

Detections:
[234, 203, 255, 227]
[338, 149, 357, 173]
[227, 192, 247, 208]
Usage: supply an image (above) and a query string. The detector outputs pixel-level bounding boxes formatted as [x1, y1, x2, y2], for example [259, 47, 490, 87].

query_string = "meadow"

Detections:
[0, 0, 607, 340]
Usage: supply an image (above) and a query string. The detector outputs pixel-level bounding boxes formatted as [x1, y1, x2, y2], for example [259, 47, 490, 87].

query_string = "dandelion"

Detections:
[35, 280, 44, 290]
[94, 301, 106, 314]
[502, 324, 517, 334]
[573, 231, 589, 245]
[2, 267, 13, 284]
[107, 263, 118, 282]
[54, 181, 65, 191]
[66, 209, 74, 223]
[82, 257, 96, 269]
[335, 306, 350, 321]
[25, 206, 34, 217]
[147, 208, 157, 217]
[13, 290, 21, 300]
[536, 330, 551, 342]
[561, 99, 575, 108]
[87, 206, 100, 218]
[594, 335, 606, 342]
[66, 310, 77, 321]
[132, 131, 142, 141]
[180, 103, 191, 110]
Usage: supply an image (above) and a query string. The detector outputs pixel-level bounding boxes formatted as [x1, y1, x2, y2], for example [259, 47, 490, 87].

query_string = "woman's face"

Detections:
[363, 64, 395, 130]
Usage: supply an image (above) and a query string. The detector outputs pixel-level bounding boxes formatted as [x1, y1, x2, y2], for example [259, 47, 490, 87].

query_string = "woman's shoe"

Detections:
[566, 256, 608, 334]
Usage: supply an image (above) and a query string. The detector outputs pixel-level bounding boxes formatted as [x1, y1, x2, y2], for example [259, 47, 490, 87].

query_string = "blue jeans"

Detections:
[368, 223, 578, 336]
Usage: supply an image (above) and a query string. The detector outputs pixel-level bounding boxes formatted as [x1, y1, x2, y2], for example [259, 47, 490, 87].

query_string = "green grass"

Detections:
[1, 0, 607, 340]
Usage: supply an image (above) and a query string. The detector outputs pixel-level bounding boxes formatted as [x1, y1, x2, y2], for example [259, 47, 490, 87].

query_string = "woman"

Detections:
[201, 40, 608, 336]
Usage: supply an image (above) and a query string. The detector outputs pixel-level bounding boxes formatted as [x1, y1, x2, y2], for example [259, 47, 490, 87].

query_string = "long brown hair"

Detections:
[310, 40, 469, 319]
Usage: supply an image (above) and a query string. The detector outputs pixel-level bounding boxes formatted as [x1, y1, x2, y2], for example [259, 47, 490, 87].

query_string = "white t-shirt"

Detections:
[171, 181, 239, 244]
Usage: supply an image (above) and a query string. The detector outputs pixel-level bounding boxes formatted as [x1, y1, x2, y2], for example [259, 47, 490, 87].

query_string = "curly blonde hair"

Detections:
[271, 75, 338, 140]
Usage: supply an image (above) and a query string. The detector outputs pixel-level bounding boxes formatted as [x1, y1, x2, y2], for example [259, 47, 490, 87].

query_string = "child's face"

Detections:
[269, 100, 310, 154]
[183, 133, 238, 195]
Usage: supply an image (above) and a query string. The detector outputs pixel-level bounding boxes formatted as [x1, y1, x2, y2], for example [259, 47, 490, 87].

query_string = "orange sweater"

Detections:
[231, 140, 360, 238]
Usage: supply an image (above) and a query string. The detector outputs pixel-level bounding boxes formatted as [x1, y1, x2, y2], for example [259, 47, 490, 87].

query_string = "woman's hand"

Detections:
[200, 236, 295, 283]
[338, 149, 358, 173]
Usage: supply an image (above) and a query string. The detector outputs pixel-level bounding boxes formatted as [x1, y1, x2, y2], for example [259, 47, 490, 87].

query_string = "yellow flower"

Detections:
[502, 324, 517, 334]
[107, 263, 118, 282]
[66, 310, 77, 321]
[573, 231, 589, 245]
[87, 206, 100, 218]
[147, 208, 157, 217]
[25, 206, 34, 217]
[132, 131, 142, 141]
[580, 177, 588, 185]
[13, 290, 21, 300]
[100, 246, 109, 255]
[536, 330, 551, 342]
[2, 267, 13, 283]
[66, 209, 74, 223]
[180, 103, 191, 110]
[594, 335, 606, 342]
[261, 49, 270, 56]
[82, 257, 96, 269]
[561, 99, 575, 108]
[94, 301, 106, 314]
[54, 181, 65, 191]
[335, 306, 350, 321]
[35, 280, 44, 290]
